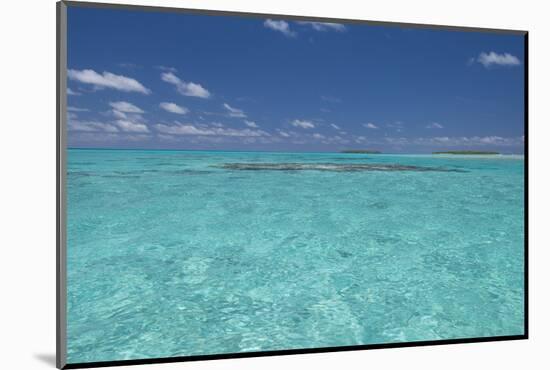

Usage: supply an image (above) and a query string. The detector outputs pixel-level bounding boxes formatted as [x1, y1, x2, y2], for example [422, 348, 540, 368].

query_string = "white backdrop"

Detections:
[0, 0, 547, 369]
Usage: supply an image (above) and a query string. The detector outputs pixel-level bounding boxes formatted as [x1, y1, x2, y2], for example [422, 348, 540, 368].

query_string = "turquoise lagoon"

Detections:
[67, 149, 525, 363]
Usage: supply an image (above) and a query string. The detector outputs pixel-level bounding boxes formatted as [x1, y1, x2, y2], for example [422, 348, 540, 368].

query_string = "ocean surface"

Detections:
[66, 149, 525, 363]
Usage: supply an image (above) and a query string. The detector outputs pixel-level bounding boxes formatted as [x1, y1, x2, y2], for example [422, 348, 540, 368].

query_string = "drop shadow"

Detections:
[34, 353, 56, 367]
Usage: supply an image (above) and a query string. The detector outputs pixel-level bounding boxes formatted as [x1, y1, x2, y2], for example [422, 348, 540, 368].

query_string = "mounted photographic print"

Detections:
[57, 1, 528, 368]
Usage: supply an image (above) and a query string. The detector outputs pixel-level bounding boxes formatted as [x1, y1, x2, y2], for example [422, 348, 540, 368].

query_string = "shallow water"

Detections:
[66, 149, 525, 363]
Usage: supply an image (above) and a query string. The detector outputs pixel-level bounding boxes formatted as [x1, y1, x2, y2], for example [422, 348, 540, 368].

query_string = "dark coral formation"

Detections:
[215, 163, 466, 172]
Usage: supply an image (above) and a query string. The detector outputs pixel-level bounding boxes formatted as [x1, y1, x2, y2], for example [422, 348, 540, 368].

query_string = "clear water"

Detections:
[66, 149, 525, 363]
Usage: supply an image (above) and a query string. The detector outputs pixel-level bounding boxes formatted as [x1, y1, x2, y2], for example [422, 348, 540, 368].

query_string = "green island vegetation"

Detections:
[341, 150, 382, 154]
[432, 150, 500, 155]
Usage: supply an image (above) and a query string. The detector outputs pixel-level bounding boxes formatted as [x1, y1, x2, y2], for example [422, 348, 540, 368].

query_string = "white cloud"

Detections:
[385, 137, 409, 145]
[68, 132, 150, 145]
[67, 109, 121, 134]
[312, 133, 325, 139]
[364, 123, 379, 129]
[68, 105, 152, 143]
[223, 103, 246, 118]
[477, 136, 514, 145]
[109, 101, 144, 113]
[320, 135, 350, 145]
[115, 119, 150, 133]
[157, 133, 179, 142]
[278, 130, 291, 137]
[67, 88, 81, 96]
[244, 120, 259, 128]
[160, 102, 189, 115]
[161, 72, 211, 98]
[387, 121, 404, 132]
[68, 69, 151, 94]
[154, 123, 269, 137]
[330, 123, 341, 130]
[477, 52, 521, 68]
[112, 110, 128, 119]
[291, 119, 315, 129]
[67, 106, 89, 112]
[106, 101, 149, 133]
[426, 122, 444, 129]
[297, 21, 346, 32]
[264, 19, 296, 37]
[68, 119, 119, 133]
[386, 135, 524, 147]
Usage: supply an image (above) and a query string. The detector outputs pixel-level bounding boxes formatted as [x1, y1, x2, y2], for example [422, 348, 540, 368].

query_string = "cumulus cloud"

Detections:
[68, 102, 151, 138]
[67, 87, 81, 96]
[264, 19, 296, 37]
[161, 72, 211, 98]
[154, 123, 269, 137]
[312, 133, 325, 139]
[109, 101, 144, 113]
[384, 137, 409, 146]
[278, 130, 291, 137]
[115, 119, 149, 133]
[436, 136, 522, 146]
[223, 103, 246, 118]
[426, 122, 444, 129]
[160, 102, 189, 115]
[67, 106, 89, 112]
[387, 121, 404, 132]
[112, 110, 128, 119]
[385, 135, 524, 147]
[68, 69, 151, 94]
[296, 21, 346, 32]
[355, 136, 368, 144]
[363, 123, 379, 129]
[244, 120, 259, 128]
[291, 119, 315, 129]
[68, 132, 149, 145]
[107, 101, 150, 133]
[68, 120, 119, 133]
[320, 135, 350, 145]
[476, 52, 521, 68]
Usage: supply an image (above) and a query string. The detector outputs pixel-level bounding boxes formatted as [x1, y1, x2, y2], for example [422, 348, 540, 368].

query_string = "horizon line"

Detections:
[67, 147, 525, 155]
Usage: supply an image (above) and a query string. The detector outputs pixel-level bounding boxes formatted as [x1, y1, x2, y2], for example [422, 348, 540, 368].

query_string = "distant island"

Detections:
[341, 150, 381, 154]
[433, 151, 500, 155]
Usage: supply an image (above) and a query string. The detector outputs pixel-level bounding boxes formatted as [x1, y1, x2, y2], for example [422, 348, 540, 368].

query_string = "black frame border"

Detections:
[57, 1, 529, 368]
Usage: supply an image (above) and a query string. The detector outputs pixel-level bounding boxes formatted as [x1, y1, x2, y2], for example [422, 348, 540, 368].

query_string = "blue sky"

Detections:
[67, 6, 525, 153]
